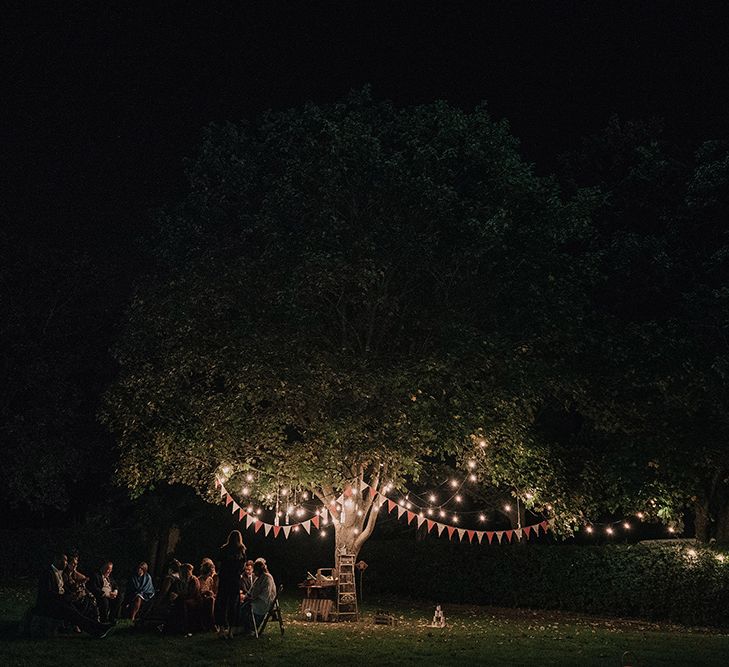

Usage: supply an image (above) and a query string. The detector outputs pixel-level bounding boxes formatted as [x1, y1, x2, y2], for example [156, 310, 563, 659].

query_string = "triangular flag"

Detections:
[214, 478, 221, 488]
[387, 500, 396, 513]
[302, 520, 311, 534]
[437, 523, 446, 536]
[273, 525, 281, 538]
[231, 501, 240, 514]
[225, 494, 233, 507]
[219, 485, 227, 498]
[505, 530, 513, 543]
[514, 528, 523, 541]
[486, 531, 494, 544]
[369, 486, 377, 499]
[254, 520, 263, 533]
[426, 519, 435, 533]
[264, 523, 272, 537]
[417, 515, 426, 528]
[541, 520, 550, 533]
[523, 526, 532, 539]
[447, 525, 456, 539]
[495, 531, 503, 544]
[406, 510, 416, 524]
[283, 526, 291, 539]
[312, 515, 320, 529]
[397, 505, 406, 519]
[466, 529, 475, 543]
[238, 508, 245, 522]
[476, 531, 484, 544]
[457, 528, 466, 541]
[246, 514, 256, 529]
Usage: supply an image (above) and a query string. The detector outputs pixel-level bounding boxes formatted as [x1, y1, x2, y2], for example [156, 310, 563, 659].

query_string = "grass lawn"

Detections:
[1, 583, 728, 666]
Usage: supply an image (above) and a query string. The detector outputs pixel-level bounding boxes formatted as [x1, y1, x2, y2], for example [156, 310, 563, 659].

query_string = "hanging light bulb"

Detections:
[426, 508, 433, 516]
[221, 465, 231, 476]
[478, 514, 486, 522]
[357, 509, 363, 517]
[247, 505, 253, 513]
[450, 479, 458, 488]
[605, 526, 614, 535]
[546, 504, 553, 511]
[623, 522, 631, 530]
[429, 494, 437, 503]
[504, 504, 512, 512]
[281, 488, 288, 497]
[585, 525, 593, 533]
[242, 487, 250, 496]
[405, 502, 412, 509]
[467, 460, 476, 469]
[256, 508, 262, 515]
[302, 492, 309, 500]
[452, 515, 459, 523]
[469, 474, 477, 482]
[439, 509, 446, 518]
[478, 439, 487, 448]
[321, 530, 327, 538]
[455, 495, 462, 503]
[636, 512, 645, 519]
[245, 473, 254, 482]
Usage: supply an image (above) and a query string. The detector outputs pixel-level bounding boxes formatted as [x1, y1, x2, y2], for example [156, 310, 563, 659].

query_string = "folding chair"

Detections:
[251, 584, 285, 638]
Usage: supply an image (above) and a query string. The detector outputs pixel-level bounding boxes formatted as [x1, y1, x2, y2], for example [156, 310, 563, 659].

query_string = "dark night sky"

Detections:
[5, 2, 729, 250]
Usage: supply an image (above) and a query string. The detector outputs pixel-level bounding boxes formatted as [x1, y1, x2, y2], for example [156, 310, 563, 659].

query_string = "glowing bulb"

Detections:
[321, 530, 327, 538]
[354, 528, 359, 535]
[479, 439, 486, 448]
[256, 508, 262, 515]
[242, 486, 250, 496]
[478, 514, 486, 522]
[426, 508, 433, 516]
[469, 474, 477, 482]
[455, 495, 462, 502]
[276, 511, 282, 517]
[546, 504, 553, 511]
[525, 492, 533, 500]
[716, 554, 726, 563]
[297, 508, 305, 517]
[287, 505, 294, 514]
[606, 527, 614, 535]
[668, 526, 675, 533]
[302, 492, 309, 500]
[623, 522, 631, 530]
[352, 489, 358, 496]
[504, 504, 511, 512]
[450, 479, 458, 488]
[406, 502, 412, 509]
[452, 515, 459, 523]
[247, 505, 253, 513]
[686, 548, 697, 558]
[293, 526, 299, 532]
[439, 509, 446, 518]
[221, 465, 231, 476]
[637, 512, 645, 519]
[281, 489, 288, 497]
[585, 526, 593, 533]
[245, 473, 254, 482]
[467, 460, 476, 469]
[398, 499, 405, 507]
[419, 512, 424, 518]
[429, 494, 437, 503]
[357, 509, 363, 517]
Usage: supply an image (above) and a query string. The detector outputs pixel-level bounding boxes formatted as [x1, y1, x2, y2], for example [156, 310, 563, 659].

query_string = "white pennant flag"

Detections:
[457, 528, 466, 541]
[264, 523, 273, 537]
[283, 526, 291, 539]
[476, 531, 484, 544]
[514, 528, 523, 541]
[417, 515, 426, 528]
[437, 523, 446, 536]
[495, 531, 503, 544]
[219, 485, 227, 498]
[302, 520, 311, 534]
[246, 514, 256, 529]
[397, 505, 406, 519]
[231, 502, 240, 515]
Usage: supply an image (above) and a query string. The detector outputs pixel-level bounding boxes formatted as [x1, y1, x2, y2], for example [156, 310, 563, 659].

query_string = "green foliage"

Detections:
[362, 539, 729, 627]
[103, 91, 587, 516]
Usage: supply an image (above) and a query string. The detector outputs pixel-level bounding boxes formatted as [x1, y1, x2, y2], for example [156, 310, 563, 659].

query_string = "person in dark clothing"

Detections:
[63, 552, 100, 627]
[88, 561, 123, 623]
[36, 553, 112, 638]
[164, 563, 200, 635]
[214, 530, 246, 638]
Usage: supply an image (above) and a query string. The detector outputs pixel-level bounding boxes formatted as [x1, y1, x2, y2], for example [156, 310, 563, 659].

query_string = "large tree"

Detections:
[103, 92, 589, 558]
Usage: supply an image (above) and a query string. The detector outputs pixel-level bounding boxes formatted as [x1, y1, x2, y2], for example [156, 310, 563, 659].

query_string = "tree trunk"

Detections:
[694, 473, 729, 544]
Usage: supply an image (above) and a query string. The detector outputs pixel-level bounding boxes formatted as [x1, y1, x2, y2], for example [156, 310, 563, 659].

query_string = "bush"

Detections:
[360, 539, 729, 627]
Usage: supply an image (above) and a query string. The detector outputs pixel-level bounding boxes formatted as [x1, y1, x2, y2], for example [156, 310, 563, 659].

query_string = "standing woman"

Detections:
[215, 530, 246, 638]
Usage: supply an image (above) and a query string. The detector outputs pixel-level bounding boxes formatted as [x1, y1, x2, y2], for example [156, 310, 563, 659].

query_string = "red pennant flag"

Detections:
[486, 531, 494, 544]
[225, 494, 233, 506]
[540, 520, 549, 533]
[273, 525, 281, 538]
[406, 511, 416, 525]
[369, 486, 377, 499]
[254, 520, 263, 533]
[446, 525, 456, 539]
[466, 530, 475, 543]
[238, 508, 245, 522]
[505, 530, 513, 543]
[214, 478, 221, 488]
[532, 523, 541, 536]
[523, 526, 532, 539]
[311, 515, 320, 529]
[387, 500, 396, 513]
[426, 519, 435, 533]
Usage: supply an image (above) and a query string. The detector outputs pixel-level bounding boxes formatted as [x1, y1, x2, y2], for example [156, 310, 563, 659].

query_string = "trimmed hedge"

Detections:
[360, 539, 729, 627]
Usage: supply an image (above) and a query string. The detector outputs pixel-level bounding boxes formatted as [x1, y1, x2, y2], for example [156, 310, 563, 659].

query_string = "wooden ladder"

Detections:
[336, 553, 359, 621]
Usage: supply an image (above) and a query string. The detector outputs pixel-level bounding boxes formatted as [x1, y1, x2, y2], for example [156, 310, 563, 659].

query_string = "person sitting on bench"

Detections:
[35, 553, 112, 638]
[88, 561, 123, 624]
[240, 559, 275, 635]
[125, 561, 155, 622]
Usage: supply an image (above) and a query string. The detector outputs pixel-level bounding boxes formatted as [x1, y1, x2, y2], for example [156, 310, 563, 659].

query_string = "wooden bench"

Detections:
[300, 598, 333, 622]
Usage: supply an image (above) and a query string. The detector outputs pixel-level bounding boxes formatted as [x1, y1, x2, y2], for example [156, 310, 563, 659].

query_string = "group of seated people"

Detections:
[36, 530, 276, 639]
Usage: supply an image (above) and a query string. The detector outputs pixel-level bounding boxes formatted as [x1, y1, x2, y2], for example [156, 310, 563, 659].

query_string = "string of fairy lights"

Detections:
[217, 446, 677, 540]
